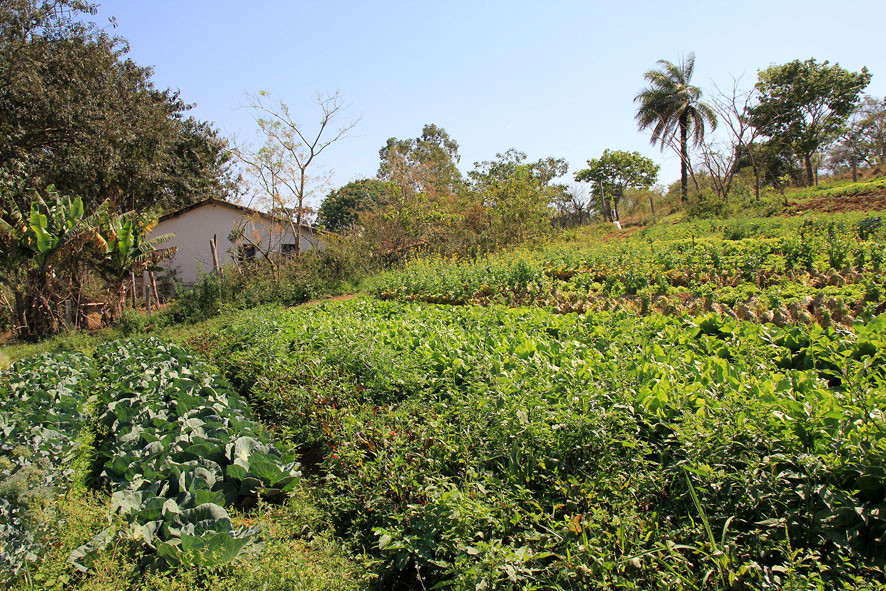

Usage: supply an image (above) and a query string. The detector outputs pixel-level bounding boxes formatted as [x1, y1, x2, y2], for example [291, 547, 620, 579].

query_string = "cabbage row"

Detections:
[71, 338, 300, 571]
[0, 352, 94, 583]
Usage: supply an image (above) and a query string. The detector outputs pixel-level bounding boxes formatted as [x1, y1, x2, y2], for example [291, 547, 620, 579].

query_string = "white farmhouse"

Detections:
[151, 198, 322, 287]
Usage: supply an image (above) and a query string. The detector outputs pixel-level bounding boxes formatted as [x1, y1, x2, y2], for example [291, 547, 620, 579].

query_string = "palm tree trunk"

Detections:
[680, 113, 689, 202]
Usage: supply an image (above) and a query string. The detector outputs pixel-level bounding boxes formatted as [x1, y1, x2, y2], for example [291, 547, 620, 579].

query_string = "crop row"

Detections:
[0, 352, 94, 583]
[0, 338, 302, 585]
[368, 218, 885, 327]
[71, 337, 301, 571]
[197, 299, 886, 590]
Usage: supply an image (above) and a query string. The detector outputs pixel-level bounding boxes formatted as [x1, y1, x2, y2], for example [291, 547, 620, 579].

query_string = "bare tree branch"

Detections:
[236, 91, 358, 255]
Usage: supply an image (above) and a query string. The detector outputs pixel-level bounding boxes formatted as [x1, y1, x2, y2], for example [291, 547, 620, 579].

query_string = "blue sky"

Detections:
[95, 0, 886, 207]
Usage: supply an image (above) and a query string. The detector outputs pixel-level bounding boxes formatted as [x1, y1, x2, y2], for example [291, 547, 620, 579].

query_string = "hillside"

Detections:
[2, 198, 886, 589]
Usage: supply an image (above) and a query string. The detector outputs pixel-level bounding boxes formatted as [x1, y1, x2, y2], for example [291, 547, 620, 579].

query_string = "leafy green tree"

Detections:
[748, 58, 871, 186]
[0, 0, 236, 213]
[378, 124, 463, 197]
[635, 52, 717, 202]
[468, 150, 566, 246]
[574, 150, 659, 222]
[316, 179, 397, 232]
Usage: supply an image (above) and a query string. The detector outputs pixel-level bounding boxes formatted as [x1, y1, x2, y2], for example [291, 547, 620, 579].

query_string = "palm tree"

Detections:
[635, 52, 717, 202]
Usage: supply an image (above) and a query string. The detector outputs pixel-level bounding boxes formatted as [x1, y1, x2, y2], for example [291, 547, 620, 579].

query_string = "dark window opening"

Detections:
[238, 244, 256, 262]
[281, 243, 298, 255]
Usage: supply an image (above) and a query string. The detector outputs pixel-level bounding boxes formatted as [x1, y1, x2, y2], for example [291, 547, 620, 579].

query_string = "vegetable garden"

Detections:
[369, 214, 885, 328]
[1, 212, 885, 590]
[194, 297, 886, 589]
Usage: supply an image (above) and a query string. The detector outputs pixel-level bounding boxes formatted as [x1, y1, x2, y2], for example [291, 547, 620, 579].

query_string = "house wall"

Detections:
[150, 203, 322, 286]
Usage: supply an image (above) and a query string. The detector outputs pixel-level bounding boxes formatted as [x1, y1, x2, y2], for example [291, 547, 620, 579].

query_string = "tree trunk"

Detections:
[753, 163, 761, 201]
[295, 207, 303, 255]
[143, 272, 152, 318]
[210, 235, 221, 274]
[14, 291, 27, 337]
[598, 183, 612, 222]
[852, 160, 858, 182]
[680, 113, 689, 202]
[649, 193, 656, 225]
[804, 153, 814, 187]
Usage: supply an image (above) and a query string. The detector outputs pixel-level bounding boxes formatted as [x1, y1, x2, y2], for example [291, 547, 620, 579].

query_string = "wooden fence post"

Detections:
[130, 272, 138, 309]
[210, 234, 221, 275]
[143, 272, 152, 318]
[150, 271, 161, 307]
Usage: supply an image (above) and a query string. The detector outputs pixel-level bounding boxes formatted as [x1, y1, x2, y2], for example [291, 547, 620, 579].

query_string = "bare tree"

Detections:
[697, 77, 764, 200]
[553, 183, 593, 226]
[236, 91, 357, 254]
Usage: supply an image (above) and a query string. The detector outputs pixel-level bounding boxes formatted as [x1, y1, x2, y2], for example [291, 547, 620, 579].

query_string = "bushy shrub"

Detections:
[167, 240, 366, 324]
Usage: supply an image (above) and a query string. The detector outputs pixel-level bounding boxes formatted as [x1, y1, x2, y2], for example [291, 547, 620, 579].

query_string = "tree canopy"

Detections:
[575, 150, 659, 222]
[378, 124, 463, 197]
[748, 58, 871, 186]
[468, 149, 568, 245]
[317, 179, 398, 232]
[0, 0, 236, 213]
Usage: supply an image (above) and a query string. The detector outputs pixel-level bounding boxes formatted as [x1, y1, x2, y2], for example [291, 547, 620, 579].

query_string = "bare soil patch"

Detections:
[789, 192, 886, 214]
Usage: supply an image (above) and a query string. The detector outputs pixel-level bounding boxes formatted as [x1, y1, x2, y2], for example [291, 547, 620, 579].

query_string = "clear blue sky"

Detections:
[95, 0, 886, 207]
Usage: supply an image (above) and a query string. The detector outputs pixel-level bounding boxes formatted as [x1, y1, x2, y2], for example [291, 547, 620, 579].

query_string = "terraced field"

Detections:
[369, 214, 886, 328]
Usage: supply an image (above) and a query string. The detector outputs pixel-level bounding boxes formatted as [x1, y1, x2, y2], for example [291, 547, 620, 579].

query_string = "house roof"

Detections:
[159, 198, 321, 234]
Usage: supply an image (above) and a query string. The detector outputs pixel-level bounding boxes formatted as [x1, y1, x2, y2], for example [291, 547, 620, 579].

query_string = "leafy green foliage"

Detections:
[0, 351, 94, 584]
[378, 123, 464, 197]
[0, 0, 236, 214]
[91, 212, 173, 322]
[71, 338, 300, 571]
[316, 179, 398, 232]
[368, 215, 885, 328]
[1, 188, 174, 336]
[574, 149, 660, 221]
[197, 298, 886, 589]
[749, 58, 872, 186]
[0, 187, 101, 337]
[467, 149, 568, 247]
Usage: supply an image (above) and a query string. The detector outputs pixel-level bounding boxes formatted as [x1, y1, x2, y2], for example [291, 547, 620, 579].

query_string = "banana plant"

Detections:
[0, 186, 103, 338]
[0, 187, 92, 270]
[91, 212, 174, 321]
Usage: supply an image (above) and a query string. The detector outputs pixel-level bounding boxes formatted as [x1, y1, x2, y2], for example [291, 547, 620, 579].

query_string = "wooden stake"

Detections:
[143, 272, 152, 318]
[210, 234, 221, 275]
[130, 272, 138, 309]
[150, 270, 161, 307]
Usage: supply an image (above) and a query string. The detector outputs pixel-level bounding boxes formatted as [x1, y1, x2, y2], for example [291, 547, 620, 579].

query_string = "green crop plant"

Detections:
[0, 351, 94, 584]
[70, 338, 301, 572]
[182, 298, 886, 589]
